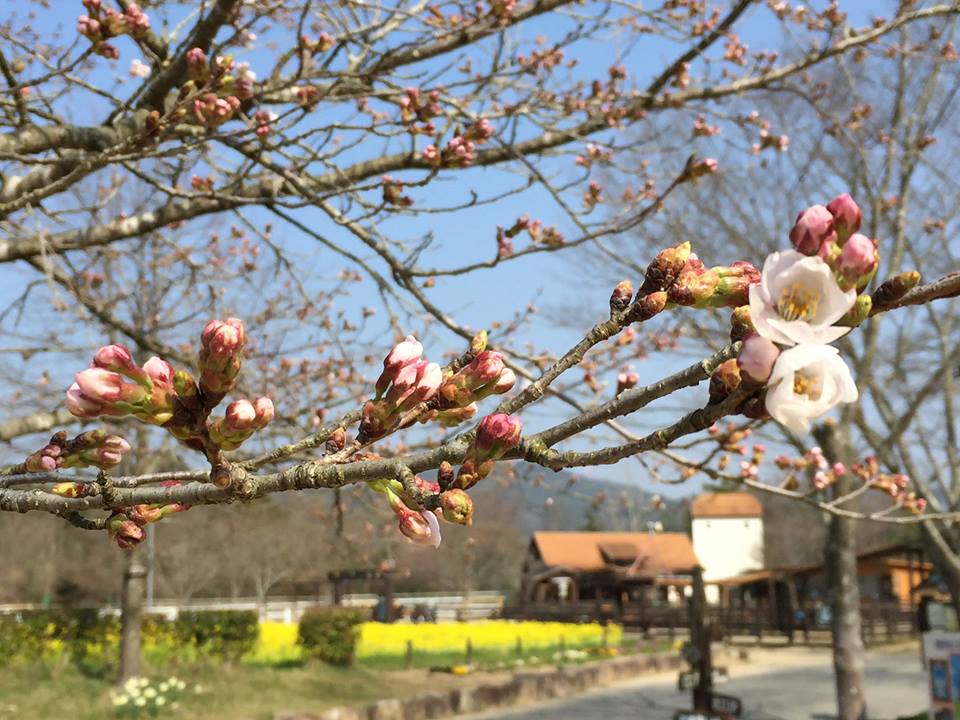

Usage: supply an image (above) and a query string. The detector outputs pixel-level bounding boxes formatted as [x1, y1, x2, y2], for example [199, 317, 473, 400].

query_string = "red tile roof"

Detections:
[690, 492, 762, 518]
[532, 531, 700, 574]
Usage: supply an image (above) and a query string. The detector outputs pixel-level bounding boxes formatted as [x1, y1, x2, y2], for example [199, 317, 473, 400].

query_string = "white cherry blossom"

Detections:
[749, 249, 856, 346]
[764, 344, 858, 435]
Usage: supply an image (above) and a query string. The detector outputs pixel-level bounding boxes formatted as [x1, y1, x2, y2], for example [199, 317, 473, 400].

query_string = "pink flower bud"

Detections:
[837, 233, 879, 283]
[74, 368, 144, 405]
[737, 335, 780, 383]
[254, 397, 275, 426]
[789, 204, 837, 256]
[490, 367, 516, 395]
[93, 344, 143, 378]
[201, 317, 246, 361]
[142, 356, 174, 388]
[66, 382, 104, 417]
[826, 193, 861, 242]
[225, 399, 257, 429]
[464, 351, 505, 389]
[108, 514, 145, 549]
[475, 413, 522, 457]
[377, 335, 423, 396]
[186, 47, 208, 76]
[832, 462, 846, 476]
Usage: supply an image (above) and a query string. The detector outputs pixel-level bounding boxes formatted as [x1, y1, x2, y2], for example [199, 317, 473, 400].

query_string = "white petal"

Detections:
[422, 511, 442, 548]
[749, 285, 794, 345]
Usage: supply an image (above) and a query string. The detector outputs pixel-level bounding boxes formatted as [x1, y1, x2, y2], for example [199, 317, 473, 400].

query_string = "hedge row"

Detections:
[297, 607, 368, 665]
[0, 609, 258, 670]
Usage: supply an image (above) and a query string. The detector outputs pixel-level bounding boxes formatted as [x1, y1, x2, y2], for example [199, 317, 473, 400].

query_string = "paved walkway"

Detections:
[462, 647, 926, 720]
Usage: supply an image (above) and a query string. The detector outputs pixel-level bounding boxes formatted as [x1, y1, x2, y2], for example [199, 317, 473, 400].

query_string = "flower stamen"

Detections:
[777, 282, 821, 321]
[793, 372, 823, 400]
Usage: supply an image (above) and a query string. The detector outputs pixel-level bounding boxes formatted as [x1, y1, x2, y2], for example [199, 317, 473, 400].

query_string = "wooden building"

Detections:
[519, 531, 700, 606]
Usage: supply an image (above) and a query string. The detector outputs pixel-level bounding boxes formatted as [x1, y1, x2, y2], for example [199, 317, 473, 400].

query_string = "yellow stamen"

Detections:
[793, 373, 822, 400]
[777, 282, 821, 321]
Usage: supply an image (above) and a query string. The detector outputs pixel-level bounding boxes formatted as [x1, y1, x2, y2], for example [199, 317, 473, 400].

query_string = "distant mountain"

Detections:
[475, 465, 690, 538]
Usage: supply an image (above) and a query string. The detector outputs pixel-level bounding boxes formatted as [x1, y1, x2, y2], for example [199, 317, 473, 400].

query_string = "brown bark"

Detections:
[117, 547, 147, 683]
[815, 422, 867, 720]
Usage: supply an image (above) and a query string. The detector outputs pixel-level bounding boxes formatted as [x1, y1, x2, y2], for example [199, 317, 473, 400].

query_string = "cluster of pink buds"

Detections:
[849, 457, 926, 514]
[359, 336, 442, 441]
[575, 143, 614, 167]
[193, 92, 241, 126]
[301, 32, 335, 55]
[436, 350, 516, 409]
[25, 430, 132, 472]
[208, 398, 275, 450]
[67, 345, 176, 426]
[665, 249, 760, 309]
[789, 194, 879, 291]
[753, 129, 789, 154]
[424, 135, 476, 168]
[296, 85, 320, 107]
[400, 87, 442, 132]
[253, 109, 276, 138]
[453, 413, 522, 489]
[584, 180, 604, 209]
[76, 0, 150, 59]
[724, 34, 748, 65]
[198, 317, 245, 398]
[487, 0, 517, 25]
[464, 118, 494, 143]
[693, 115, 721, 137]
[107, 500, 187, 549]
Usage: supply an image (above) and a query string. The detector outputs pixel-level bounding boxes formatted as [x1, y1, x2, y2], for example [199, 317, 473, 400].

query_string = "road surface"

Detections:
[462, 647, 926, 720]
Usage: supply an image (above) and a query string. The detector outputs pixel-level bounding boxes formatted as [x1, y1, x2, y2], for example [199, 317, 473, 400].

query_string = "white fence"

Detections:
[0, 591, 506, 624]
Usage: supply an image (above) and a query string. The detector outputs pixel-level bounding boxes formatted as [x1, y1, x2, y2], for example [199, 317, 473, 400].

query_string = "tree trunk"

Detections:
[118, 546, 147, 683]
[815, 422, 867, 720]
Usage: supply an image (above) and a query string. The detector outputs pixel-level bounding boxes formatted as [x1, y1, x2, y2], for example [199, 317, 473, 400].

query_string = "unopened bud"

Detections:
[437, 461, 455, 491]
[730, 305, 755, 341]
[475, 413, 522, 458]
[872, 270, 921, 308]
[836, 233, 879, 290]
[628, 291, 668, 323]
[470, 330, 488, 356]
[826, 193, 862, 244]
[610, 280, 633, 315]
[789, 204, 836, 256]
[639, 242, 691, 294]
[709, 359, 741, 404]
[439, 489, 474, 525]
[737, 335, 780, 384]
[838, 294, 872, 327]
[326, 427, 347, 453]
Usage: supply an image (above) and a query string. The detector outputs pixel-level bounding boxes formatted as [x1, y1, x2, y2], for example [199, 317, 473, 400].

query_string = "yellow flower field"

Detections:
[247, 620, 621, 665]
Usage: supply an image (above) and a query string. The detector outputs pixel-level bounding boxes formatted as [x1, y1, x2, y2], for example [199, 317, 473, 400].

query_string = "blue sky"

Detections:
[0, 1, 909, 494]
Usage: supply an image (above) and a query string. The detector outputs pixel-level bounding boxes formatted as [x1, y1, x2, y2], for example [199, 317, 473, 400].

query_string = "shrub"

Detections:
[172, 610, 258, 661]
[298, 607, 368, 665]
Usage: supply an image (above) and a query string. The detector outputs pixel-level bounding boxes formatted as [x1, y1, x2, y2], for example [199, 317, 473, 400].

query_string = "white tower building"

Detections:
[690, 493, 764, 603]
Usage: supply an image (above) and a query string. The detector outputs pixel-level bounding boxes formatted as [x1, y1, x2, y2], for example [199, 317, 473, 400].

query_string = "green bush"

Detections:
[298, 607, 368, 665]
[172, 610, 259, 662]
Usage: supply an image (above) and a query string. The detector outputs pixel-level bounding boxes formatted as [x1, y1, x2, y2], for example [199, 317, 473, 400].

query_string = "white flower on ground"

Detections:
[764, 344, 858, 435]
[749, 249, 855, 346]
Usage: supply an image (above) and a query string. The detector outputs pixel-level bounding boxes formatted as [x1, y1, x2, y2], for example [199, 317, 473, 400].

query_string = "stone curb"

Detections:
[277, 651, 685, 720]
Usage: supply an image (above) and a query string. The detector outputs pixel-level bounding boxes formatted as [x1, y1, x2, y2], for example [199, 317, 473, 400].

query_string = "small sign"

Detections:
[708, 691, 743, 718]
[677, 667, 729, 691]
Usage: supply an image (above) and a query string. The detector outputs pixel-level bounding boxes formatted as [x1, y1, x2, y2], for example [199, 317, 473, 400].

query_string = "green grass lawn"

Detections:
[0, 640, 672, 719]
[0, 661, 430, 720]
